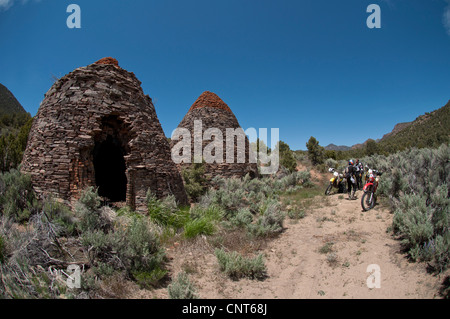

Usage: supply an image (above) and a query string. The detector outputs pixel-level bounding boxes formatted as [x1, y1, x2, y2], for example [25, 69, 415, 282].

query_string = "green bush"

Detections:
[183, 204, 224, 239]
[362, 144, 450, 272]
[287, 208, 305, 220]
[133, 267, 168, 289]
[215, 248, 266, 280]
[0, 169, 36, 223]
[201, 170, 310, 217]
[0, 210, 72, 298]
[184, 217, 215, 239]
[41, 198, 78, 236]
[82, 216, 166, 283]
[393, 194, 434, 250]
[189, 204, 224, 222]
[75, 187, 108, 233]
[276, 141, 297, 172]
[0, 234, 5, 263]
[228, 208, 254, 228]
[182, 162, 208, 201]
[124, 217, 165, 275]
[248, 202, 284, 238]
[198, 171, 312, 239]
[77, 190, 167, 284]
[147, 191, 189, 230]
[168, 271, 199, 299]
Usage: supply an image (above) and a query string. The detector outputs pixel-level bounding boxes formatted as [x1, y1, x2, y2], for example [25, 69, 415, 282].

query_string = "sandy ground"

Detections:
[128, 188, 446, 299]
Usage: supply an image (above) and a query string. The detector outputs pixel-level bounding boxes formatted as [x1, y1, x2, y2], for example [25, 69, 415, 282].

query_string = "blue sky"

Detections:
[1, 0, 449, 150]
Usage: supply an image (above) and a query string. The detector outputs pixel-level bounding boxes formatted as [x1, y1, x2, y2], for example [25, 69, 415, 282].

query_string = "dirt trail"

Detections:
[131, 189, 445, 299]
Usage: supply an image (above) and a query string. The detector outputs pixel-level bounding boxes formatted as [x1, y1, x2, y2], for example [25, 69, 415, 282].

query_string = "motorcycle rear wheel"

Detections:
[361, 191, 376, 211]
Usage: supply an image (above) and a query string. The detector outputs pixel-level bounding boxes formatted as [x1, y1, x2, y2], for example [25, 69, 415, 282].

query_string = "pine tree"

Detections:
[306, 136, 324, 165]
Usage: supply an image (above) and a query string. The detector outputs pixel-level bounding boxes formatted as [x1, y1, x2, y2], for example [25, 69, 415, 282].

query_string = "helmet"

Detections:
[333, 172, 339, 177]
[328, 168, 333, 173]
[349, 159, 354, 165]
[368, 169, 373, 175]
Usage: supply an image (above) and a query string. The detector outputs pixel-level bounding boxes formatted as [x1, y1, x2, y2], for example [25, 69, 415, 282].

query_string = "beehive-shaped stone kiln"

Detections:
[21, 57, 187, 212]
[171, 91, 258, 180]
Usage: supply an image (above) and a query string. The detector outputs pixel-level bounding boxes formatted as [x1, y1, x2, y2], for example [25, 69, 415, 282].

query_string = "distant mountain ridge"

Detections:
[324, 143, 352, 151]
[0, 83, 26, 115]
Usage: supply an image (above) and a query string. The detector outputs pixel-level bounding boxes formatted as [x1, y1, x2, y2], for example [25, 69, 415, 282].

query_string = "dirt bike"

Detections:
[361, 169, 382, 211]
[325, 168, 345, 195]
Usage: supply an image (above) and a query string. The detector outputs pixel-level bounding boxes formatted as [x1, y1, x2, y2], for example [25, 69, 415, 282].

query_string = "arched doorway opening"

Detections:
[93, 133, 127, 202]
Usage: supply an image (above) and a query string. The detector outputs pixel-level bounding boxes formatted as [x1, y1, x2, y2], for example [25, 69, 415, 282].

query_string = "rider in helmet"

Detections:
[345, 159, 357, 200]
[355, 159, 363, 190]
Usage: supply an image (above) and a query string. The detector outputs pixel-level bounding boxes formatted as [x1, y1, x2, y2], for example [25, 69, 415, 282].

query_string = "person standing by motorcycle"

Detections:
[355, 159, 363, 190]
[345, 159, 357, 200]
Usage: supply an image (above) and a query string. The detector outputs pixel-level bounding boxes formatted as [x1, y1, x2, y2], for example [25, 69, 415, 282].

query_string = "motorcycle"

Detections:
[361, 168, 383, 211]
[325, 168, 345, 195]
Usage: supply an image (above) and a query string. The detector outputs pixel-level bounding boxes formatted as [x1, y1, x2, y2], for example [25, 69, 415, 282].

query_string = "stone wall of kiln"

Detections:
[172, 106, 258, 180]
[21, 61, 187, 212]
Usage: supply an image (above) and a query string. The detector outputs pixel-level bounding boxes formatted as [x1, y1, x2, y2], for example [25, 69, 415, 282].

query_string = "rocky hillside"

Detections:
[0, 83, 30, 138]
[379, 122, 411, 142]
[0, 83, 26, 115]
[377, 100, 450, 151]
[326, 100, 450, 153]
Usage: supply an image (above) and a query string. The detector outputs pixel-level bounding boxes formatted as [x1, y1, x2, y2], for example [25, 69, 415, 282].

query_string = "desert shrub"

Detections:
[125, 217, 165, 274]
[292, 151, 307, 162]
[287, 208, 305, 220]
[277, 141, 297, 172]
[325, 158, 338, 169]
[182, 162, 208, 201]
[214, 248, 266, 280]
[77, 190, 167, 283]
[184, 216, 216, 239]
[75, 187, 112, 233]
[168, 271, 199, 299]
[0, 234, 5, 263]
[133, 268, 168, 289]
[202, 170, 310, 216]
[0, 256, 66, 299]
[40, 198, 78, 237]
[393, 194, 434, 250]
[147, 191, 189, 230]
[248, 202, 284, 238]
[224, 202, 284, 238]
[82, 216, 166, 284]
[189, 204, 224, 221]
[319, 242, 334, 254]
[362, 144, 450, 272]
[81, 230, 118, 277]
[205, 179, 247, 214]
[183, 204, 224, 239]
[431, 233, 450, 274]
[0, 169, 37, 223]
[228, 208, 254, 228]
[198, 171, 312, 239]
[278, 170, 311, 189]
[0, 211, 72, 298]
